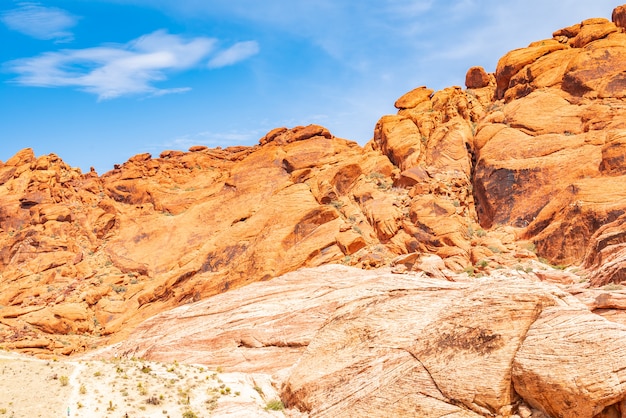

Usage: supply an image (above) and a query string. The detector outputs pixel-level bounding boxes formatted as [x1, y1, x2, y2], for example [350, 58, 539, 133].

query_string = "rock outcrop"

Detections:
[0, 126, 403, 354]
[0, 5, 625, 400]
[89, 265, 626, 418]
[3, 4, 626, 417]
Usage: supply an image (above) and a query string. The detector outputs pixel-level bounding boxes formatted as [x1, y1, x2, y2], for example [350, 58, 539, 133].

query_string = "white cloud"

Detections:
[5, 30, 259, 100]
[6, 31, 214, 99]
[159, 129, 265, 150]
[207, 41, 259, 69]
[1, 2, 78, 42]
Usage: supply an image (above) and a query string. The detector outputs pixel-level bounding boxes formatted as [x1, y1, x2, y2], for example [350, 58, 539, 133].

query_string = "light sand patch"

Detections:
[0, 352, 75, 417]
[0, 351, 285, 417]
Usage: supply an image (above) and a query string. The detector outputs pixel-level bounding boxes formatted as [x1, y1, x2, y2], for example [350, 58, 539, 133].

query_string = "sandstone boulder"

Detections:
[495, 40, 567, 99]
[513, 306, 626, 417]
[394, 86, 434, 109]
[615, 4, 626, 30]
[465, 66, 491, 89]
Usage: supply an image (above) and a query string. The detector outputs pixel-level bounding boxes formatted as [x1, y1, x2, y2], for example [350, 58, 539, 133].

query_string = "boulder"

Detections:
[614, 4, 626, 30]
[394, 86, 434, 109]
[465, 66, 491, 89]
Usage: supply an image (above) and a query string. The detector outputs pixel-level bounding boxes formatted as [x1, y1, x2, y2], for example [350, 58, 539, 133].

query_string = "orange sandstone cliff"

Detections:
[2, 5, 626, 418]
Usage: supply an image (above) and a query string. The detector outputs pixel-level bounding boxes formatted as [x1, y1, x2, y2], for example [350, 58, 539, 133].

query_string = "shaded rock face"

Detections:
[472, 13, 626, 277]
[615, 5, 626, 30]
[90, 265, 626, 418]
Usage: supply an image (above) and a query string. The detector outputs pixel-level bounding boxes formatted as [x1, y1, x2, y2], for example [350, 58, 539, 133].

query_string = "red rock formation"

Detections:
[465, 66, 491, 89]
[0, 126, 413, 354]
[615, 4, 626, 30]
[1, 3, 626, 376]
[471, 9, 626, 270]
[4, 4, 626, 418]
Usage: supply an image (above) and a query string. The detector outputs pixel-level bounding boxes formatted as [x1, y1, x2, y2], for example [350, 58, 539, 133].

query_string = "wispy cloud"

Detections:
[158, 114, 330, 151]
[1, 2, 78, 43]
[208, 41, 259, 69]
[5, 30, 259, 100]
[158, 129, 266, 151]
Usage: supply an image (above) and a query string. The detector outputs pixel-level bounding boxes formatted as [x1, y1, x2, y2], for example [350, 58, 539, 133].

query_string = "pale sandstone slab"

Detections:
[87, 265, 626, 417]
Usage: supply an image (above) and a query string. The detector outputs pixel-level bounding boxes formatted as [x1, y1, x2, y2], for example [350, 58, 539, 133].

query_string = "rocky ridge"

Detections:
[1, 5, 626, 417]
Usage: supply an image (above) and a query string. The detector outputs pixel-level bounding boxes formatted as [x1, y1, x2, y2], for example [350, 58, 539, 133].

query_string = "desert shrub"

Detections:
[266, 399, 285, 411]
[330, 200, 344, 209]
[111, 284, 126, 293]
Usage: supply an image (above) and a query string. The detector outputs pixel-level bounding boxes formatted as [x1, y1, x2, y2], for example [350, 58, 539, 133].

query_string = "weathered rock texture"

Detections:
[2, 4, 626, 417]
[90, 265, 626, 418]
[0, 3, 625, 387]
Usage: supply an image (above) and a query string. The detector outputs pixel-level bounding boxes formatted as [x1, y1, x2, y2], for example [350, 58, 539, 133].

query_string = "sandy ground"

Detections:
[0, 351, 285, 417]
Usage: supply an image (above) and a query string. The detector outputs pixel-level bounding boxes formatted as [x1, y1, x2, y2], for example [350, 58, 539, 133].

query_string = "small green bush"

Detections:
[266, 399, 285, 411]
[367, 172, 385, 179]
[111, 284, 126, 293]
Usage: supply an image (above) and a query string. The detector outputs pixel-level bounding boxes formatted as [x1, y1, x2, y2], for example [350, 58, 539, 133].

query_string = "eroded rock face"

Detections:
[0, 127, 409, 354]
[2, 4, 626, 366]
[88, 265, 626, 418]
[471, 10, 626, 267]
[368, 8, 626, 269]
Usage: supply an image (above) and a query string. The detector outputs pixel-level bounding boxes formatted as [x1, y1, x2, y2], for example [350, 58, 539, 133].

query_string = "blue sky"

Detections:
[0, 1, 620, 174]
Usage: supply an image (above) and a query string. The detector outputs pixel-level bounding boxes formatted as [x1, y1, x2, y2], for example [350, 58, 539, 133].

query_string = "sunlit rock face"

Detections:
[92, 265, 626, 418]
[2, 7, 626, 417]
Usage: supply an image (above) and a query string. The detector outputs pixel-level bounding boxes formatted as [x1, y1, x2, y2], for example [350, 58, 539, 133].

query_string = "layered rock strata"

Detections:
[1, 5, 626, 367]
[90, 265, 626, 418]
